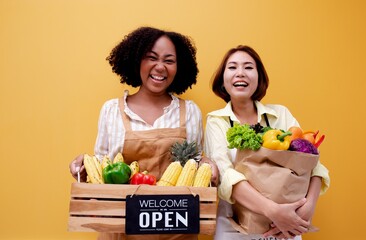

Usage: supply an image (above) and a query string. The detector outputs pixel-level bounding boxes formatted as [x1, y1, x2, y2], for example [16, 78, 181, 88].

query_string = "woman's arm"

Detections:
[204, 115, 247, 201]
[233, 180, 310, 238]
[262, 176, 322, 238]
[296, 176, 322, 221]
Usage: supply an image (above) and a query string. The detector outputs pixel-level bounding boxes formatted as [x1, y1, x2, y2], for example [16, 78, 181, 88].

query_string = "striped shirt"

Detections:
[94, 90, 203, 161]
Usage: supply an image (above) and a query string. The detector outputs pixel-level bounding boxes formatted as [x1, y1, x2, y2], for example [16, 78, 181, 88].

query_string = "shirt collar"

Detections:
[123, 90, 178, 113]
[208, 100, 279, 123]
[255, 101, 279, 122]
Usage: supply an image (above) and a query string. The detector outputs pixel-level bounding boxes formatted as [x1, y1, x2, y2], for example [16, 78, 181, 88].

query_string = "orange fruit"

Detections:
[302, 132, 315, 144]
[288, 126, 303, 141]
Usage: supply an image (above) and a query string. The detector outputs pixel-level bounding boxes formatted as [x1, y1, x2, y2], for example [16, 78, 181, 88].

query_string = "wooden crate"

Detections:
[68, 182, 217, 235]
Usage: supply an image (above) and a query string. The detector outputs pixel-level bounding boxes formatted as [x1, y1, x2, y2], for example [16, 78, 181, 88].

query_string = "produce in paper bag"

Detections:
[232, 147, 319, 234]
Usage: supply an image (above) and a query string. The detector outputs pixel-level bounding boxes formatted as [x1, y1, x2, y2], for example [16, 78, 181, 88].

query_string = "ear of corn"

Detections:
[193, 163, 212, 187]
[101, 155, 112, 170]
[176, 159, 198, 186]
[83, 154, 104, 184]
[129, 161, 140, 178]
[113, 152, 124, 163]
[92, 156, 103, 177]
[157, 161, 182, 186]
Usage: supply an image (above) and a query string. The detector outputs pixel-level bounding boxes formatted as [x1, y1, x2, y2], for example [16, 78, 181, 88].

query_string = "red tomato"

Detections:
[130, 171, 156, 185]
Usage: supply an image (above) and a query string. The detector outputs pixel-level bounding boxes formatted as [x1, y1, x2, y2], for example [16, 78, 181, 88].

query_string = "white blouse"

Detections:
[94, 90, 203, 160]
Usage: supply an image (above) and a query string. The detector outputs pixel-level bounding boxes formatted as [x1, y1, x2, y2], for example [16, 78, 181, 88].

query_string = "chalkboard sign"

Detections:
[125, 194, 200, 235]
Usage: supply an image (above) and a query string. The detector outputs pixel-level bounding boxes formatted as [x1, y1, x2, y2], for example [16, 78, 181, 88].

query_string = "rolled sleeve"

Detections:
[219, 168, 246, 203]
[311, 161, 330, 195]
[204, 114, 248, 203]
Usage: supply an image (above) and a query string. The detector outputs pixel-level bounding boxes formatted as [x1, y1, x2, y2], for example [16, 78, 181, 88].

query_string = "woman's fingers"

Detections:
[263, 226, 281, 237]
[264, 223, 309, 238]
[69, 154, 85, 180]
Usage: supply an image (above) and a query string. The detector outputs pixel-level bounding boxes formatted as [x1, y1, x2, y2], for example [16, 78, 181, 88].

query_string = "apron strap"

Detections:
[178, 98, 186, 128]
[119, 97, 132, 131]
[229, 113, 270, 128]
[263, 113, 270, 127]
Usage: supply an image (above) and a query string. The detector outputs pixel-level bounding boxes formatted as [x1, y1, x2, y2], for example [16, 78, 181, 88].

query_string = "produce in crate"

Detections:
[129, 161, 140, 178]
[101, 155, 112, 169]
[176, 159, 198, 186]
[130, 171, 156, 185]
[113, 152, 124, 163]
[157, 140, 212, 187]
[102, 161, 131, 184]
[193, 163, 212, 187]
[83, 154, 104, 184]
[156, 161, 182, 186]
[157, 141, 199, 186]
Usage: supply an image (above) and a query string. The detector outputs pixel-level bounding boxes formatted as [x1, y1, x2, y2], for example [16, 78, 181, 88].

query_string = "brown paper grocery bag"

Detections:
[232, 147, 319, 234]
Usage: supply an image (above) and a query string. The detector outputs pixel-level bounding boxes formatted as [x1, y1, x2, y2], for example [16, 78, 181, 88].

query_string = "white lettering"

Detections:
[139, 198, 189, 208]
[176, 212, 188, 227]
[139, 212, 150, 228]
[138, 211, 189, 228]
[152, 212, 163, 227]
[139, 199, 156, 208]
[165, 212, 174, 227]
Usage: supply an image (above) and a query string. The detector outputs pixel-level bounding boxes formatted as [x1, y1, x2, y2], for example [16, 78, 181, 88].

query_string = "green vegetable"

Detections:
[102, 162, 131, 184]
[250, 123, 273, 137]
[227, 123, 263, 150]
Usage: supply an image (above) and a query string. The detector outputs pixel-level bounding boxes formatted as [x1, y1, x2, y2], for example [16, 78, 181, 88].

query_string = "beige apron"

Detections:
[98, 97, 198, 240]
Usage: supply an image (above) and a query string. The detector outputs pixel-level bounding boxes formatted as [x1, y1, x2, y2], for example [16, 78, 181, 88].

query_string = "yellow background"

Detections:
[1, 0, 365, 239]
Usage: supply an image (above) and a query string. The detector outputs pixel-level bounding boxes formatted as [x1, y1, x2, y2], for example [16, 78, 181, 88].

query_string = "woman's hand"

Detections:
[296, 198, 315, 222]
[200, 157, 219, 187]
[69, 154, 87, 182]
[263, 198, 310, 238]
[232, 181, 309, 239]
[263, 177, 322, 238]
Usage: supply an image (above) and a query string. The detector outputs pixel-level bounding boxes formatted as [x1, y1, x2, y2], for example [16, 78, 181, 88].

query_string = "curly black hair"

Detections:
[106, 26, 198, 95]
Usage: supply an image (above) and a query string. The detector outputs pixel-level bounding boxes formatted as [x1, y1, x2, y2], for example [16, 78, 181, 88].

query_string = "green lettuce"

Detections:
[226, 123, 262, 150]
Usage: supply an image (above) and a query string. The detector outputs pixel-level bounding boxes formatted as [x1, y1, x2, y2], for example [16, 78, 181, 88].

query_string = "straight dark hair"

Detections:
[212, 45, 269, 103]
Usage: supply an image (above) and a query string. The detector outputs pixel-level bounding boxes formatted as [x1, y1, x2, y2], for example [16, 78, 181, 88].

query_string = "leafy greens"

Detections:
[226, 123, 263, 151]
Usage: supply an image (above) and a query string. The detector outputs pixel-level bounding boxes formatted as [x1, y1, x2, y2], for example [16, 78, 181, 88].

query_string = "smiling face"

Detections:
[139, 35, 177, 95]
[223, 50, 258, 102]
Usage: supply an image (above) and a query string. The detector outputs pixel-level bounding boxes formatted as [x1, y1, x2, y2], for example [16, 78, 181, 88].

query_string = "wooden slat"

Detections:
[69, 199, 126, 216]
[68, 216, 124, 232]
[70, 183, 217, 202]
[68, 217, 216, 235]
[69, 199, 216, 219]
[200, 220, 217, 235]
[199, 202, 217, 219]
[68, 183, 217, 235]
